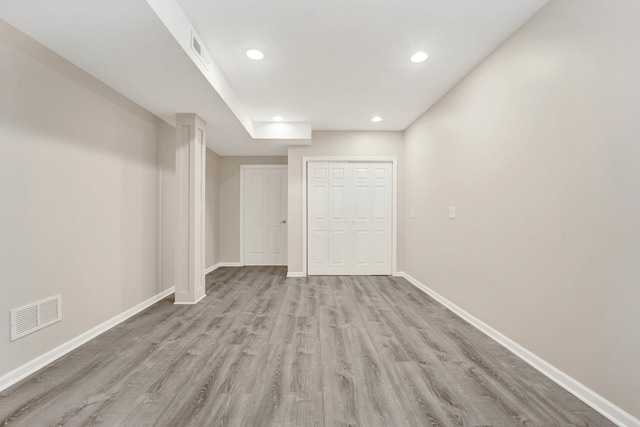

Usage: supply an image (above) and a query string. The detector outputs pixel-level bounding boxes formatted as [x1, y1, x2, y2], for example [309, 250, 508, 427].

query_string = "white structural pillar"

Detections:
[174, 113, 206, 304]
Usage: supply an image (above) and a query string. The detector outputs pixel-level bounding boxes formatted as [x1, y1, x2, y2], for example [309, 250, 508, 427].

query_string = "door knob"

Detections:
[281, 219, 287, 224]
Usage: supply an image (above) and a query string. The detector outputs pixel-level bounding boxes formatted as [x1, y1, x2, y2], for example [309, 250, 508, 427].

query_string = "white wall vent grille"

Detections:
[11, 295, 62, 341]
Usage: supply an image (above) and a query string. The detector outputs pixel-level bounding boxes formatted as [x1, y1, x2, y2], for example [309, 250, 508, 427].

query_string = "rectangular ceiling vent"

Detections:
[190, 30, 211, 71]
[11, 295, 62, 341]
[192, 35, 202, 55]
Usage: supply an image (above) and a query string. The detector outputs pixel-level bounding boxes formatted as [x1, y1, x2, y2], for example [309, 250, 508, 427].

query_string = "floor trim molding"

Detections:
[286, 272, 306, 278]
[395, 272, 639, 427]
[205, 262, 243, 275]
[0, 286, 176, 394]
[218, 262, 243, 268]
[205, 263, 220, 274]
[173, 292, 207, 305]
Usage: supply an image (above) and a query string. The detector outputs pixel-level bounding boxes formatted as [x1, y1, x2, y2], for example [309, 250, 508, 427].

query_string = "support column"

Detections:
[174, 113, 206, 304]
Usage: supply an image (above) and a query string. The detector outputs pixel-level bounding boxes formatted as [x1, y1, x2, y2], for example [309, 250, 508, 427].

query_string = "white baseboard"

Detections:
[173, 292, 206, 305]
[205, 263, 219, 274]
[0, 286, 176, 394]
[395, 272, 639, 427]
[286, 272, 306, 278]
[217, 262, 243, 268]
[205, 262, 244, 275]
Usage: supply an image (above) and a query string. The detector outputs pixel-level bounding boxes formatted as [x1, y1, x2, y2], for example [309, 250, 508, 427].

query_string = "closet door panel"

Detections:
[308, 162, 330, 274]
[351, 162, 392, 275]
[328, 163, 350, 272]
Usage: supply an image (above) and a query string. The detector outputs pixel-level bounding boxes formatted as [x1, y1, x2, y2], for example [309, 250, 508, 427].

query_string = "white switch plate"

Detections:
[409, 209, 415, 218]
[449, 207, 456, 219]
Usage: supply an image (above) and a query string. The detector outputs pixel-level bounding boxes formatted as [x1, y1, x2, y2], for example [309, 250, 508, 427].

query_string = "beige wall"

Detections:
[0, 23, 163, 376]
[287, 131, 405, 273]
[218, 156, 288, 263]
[205, 149, 220, 268]
[157, 121, 176, 291]
[403, 0, 640, 418]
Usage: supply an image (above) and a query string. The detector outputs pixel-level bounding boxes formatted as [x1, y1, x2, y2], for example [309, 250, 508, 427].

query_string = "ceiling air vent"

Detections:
[11, 295, 62, 341]
[190, 30, 211, 71]
[192, 36, 202, 56]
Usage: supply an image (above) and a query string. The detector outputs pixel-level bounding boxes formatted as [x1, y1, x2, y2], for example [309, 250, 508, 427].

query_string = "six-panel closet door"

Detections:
[308, 161, 392, 275]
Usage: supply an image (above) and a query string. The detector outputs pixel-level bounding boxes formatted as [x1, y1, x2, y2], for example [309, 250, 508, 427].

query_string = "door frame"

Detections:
[302, 156, 397, 276]
[240, 164, 288, 266]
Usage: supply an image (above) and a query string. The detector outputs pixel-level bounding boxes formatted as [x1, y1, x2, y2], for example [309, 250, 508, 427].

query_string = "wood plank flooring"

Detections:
[0, 267, 614, 426]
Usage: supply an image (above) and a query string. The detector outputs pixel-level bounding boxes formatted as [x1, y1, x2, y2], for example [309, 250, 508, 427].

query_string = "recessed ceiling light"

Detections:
[246, 49, 264, 60]
[371, 116, 382, 122]
[272, 116, 283, 121]
[410, 51, 429, 63]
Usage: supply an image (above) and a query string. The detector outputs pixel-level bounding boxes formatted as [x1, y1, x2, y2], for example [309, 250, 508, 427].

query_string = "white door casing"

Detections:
[242, 165, 287, 265]
[307, 161, 393, 275]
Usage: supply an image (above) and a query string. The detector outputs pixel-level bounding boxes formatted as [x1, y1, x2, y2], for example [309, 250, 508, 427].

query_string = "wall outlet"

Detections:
[449, 207, 456, 219]
[409, 209, 415, 218]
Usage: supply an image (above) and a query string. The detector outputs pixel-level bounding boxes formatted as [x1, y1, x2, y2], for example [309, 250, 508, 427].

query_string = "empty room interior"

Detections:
[1, 0, 639, 425]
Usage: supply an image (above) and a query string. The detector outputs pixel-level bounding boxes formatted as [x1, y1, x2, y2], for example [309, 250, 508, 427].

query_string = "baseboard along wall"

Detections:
[286, 272, 306, 278]
[205, 262, 244, 275]
[0, 286, 176, 394]
[394, 272, 640, 427]
[0, 262, 243, 393]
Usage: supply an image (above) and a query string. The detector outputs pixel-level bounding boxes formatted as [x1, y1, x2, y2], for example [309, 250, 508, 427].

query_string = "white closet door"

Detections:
[307, 161, 392, 275]
[351, 162, 392, 275]
[243, 166, 287, 265]
[308, 162, 351, 275]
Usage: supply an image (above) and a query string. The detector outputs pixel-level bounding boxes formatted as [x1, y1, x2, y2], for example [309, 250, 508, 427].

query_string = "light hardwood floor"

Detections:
[0, 266, 613, 426]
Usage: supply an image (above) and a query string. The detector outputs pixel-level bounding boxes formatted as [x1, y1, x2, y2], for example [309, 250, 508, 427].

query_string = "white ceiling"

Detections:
[1, 0, 549, 155]
[178, 0, 549, 130]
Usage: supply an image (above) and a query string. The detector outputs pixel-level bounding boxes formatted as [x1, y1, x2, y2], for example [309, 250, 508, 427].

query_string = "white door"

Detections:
[308, 161, 393, 275]
[242, 166, 287, 265]
[308, 162, 351, 274]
